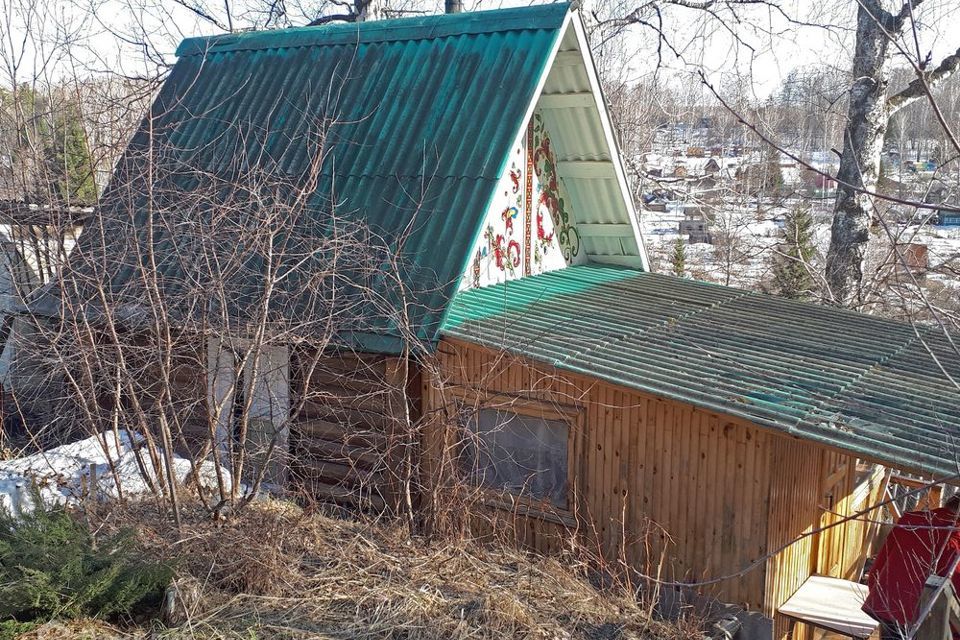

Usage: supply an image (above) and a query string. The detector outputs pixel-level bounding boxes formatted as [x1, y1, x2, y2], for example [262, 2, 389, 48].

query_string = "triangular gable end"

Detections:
[458, 10, 649, 291]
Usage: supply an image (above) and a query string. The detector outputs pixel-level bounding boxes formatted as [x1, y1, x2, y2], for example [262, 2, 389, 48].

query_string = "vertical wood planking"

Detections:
[425, 339, 875, 618]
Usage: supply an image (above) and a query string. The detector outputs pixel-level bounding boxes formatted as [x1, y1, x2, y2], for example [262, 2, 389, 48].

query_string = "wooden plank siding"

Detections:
[765, 446, 886, 639]
[764, 437, 824, 639]
[424, 337, 884, 621]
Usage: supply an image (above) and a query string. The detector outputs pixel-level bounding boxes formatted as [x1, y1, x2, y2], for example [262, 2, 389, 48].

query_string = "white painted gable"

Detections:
[460, 11, 648, 291]
[461, 111, 588, 290]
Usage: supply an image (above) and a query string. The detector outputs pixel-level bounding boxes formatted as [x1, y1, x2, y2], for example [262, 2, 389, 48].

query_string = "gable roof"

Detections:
[45, 4, 574, 351]
[442, 265, 960, 478]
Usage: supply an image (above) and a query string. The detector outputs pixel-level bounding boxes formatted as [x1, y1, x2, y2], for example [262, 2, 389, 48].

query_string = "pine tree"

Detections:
[47, 106, 97, 205]
[5, 89, 97, 206]
[671, 235, 686, 278]
[771, 204, 816, 300]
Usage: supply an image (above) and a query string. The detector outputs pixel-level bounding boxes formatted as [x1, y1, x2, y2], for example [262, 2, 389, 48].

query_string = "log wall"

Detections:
[288, 349, 414, 511]
[163, 342, 210, 456]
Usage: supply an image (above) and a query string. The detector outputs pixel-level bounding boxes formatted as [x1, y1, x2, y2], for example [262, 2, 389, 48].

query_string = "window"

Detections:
[461, 406, 570, 509]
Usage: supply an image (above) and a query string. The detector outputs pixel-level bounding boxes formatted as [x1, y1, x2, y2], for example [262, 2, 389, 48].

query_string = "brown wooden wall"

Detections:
[424, 338, 880, 619]
[114, 341, 417, 512]
[765, 441, 885, 639]
[288, 349, 414, 512]
[88, 337, 209, 459]
[164, 342, 211, 457]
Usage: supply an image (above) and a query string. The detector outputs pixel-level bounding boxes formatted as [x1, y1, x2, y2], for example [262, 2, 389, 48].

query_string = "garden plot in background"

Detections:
[641, 202, 960, 293]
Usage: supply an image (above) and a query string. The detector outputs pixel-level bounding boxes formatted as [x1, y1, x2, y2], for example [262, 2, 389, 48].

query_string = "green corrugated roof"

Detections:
[442, 264, 960, 477]
[49, 4, 570, 349]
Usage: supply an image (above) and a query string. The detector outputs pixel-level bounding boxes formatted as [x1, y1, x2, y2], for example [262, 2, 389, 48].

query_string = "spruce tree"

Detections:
[671, 235, 686, 278]
[771, 204, 816, 299]
[763, 146, 784, 196]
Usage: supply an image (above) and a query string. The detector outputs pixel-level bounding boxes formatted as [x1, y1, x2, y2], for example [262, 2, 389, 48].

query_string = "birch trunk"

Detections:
[824, 0, 960, 305]
[824, 2, 895, 306]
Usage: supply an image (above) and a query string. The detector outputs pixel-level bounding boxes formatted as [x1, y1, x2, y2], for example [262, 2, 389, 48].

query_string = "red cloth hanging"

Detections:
[863, 506, 960, 635]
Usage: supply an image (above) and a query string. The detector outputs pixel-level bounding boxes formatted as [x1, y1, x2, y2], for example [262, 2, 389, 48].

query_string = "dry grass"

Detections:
[86, 499, 703, 640]
[12, 620, 130, 640]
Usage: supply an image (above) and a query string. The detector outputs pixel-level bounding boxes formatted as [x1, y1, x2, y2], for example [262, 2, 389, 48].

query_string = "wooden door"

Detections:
[814, 450, 850, 578]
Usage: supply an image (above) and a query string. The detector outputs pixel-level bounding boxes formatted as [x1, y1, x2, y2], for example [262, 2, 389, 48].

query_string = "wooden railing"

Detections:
[914, 570, 960, 639]
[885, 474, 944, 521]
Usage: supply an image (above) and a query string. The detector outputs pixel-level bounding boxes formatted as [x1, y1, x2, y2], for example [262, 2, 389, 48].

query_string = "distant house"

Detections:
[802, 168, 837, 195]
[679, 217, 712, 243]
[884, 243, 929, 281]
[25, 5, 960, 639]
[902, 243, 929, 272]
[645, 202, 667, 213]
[938, 207, 960, 226]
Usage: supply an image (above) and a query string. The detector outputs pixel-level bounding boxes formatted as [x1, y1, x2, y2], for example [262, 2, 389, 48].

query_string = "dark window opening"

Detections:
[231, 354, 246, 444]
[460, 407, 569, 509]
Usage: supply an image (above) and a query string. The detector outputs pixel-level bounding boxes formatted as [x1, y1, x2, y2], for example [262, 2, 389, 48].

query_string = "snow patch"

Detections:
[0, 430, 235, 515]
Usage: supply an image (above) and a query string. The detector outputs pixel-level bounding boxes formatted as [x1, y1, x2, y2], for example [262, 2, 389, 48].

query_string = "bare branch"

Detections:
[171, 0, 229, 31]
[887, 46, 960, 113]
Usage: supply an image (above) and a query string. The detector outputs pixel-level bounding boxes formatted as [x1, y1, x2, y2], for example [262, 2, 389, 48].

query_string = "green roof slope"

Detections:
[53, 4, 569, 350]
[442, 265, 960, 477]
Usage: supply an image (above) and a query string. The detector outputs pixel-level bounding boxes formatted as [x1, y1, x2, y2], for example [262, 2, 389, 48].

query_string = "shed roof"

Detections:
[441, 265, 960, 478]
[47, 4, 571, 350]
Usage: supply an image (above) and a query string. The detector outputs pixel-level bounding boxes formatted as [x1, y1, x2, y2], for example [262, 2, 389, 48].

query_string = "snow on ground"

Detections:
[641, 201, 960, 292]
[0, 430, 235, 515]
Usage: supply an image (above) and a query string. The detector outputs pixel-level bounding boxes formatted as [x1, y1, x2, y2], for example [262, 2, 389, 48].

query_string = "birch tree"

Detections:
[824, 0, 960, 306]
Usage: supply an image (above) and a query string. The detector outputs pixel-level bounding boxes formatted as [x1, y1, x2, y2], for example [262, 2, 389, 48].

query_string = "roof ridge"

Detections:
[177, 3, 570, 57]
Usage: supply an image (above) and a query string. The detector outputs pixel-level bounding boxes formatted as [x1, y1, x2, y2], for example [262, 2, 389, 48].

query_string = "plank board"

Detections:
[778, 576, 878, 639]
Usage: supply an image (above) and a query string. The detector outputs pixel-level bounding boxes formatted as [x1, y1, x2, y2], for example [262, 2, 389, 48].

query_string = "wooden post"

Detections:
[915, 575, 960, 640]
[383, 356, 413, 517]
[928, 485, 944, 510]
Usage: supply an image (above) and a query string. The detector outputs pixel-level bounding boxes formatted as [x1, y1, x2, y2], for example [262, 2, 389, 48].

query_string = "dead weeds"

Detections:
[84, 499, 701, 640]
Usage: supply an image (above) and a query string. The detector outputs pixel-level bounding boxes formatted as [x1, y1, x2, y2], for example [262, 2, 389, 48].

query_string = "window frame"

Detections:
[448, 387, 584, 526]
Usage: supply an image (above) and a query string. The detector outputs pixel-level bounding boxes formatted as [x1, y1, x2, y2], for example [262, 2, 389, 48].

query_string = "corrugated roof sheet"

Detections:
[441, 264, 960, 477]
[49, 4, 570, 349]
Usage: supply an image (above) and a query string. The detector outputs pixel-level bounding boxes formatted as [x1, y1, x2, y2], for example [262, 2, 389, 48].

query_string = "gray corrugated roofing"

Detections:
[441, 264, 960, 478]
[46, 4, 571, 350]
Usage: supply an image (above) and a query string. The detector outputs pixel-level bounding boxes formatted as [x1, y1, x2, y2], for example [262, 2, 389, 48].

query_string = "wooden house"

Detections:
[27, 4, 960, 638]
